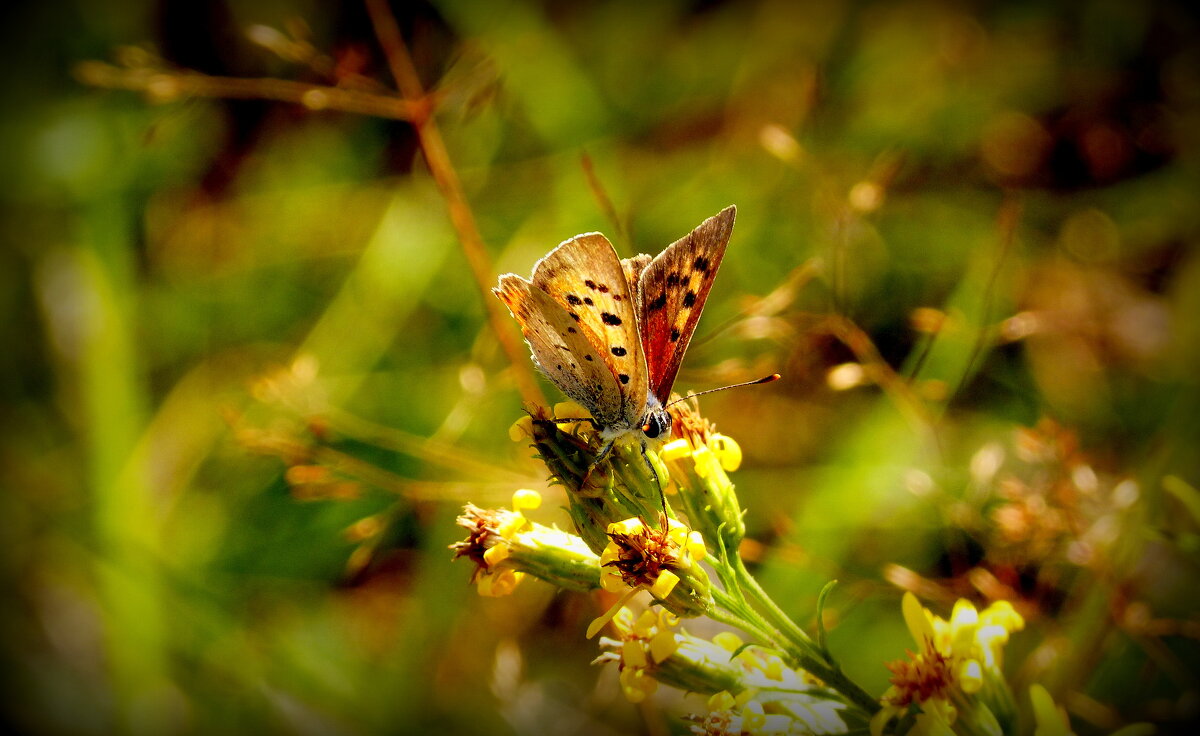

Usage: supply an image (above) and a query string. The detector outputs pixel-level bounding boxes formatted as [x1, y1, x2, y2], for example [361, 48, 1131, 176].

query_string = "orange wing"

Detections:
[634, 206, 735, 402]
[497, 231, 649, 429]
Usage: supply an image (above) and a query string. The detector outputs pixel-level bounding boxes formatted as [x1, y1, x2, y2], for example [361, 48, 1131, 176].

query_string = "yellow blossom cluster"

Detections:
[872, 593, 1026, 736]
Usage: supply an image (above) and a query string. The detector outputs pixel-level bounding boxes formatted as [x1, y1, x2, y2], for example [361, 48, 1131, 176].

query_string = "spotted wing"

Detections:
[621, 253, 651, 291]
[635, 206, 735, 402]
[495, 275, 628, 426]
[524, 232, 649, 428]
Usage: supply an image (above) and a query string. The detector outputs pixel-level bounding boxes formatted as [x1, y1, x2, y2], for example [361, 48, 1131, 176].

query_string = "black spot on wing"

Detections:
[693, 256, 710, 273]
[585, 279, 597, 290]
[611, 346, 627, 356]
[666, 272, 681, 287]
[567, 327, 576, 333]
[618, 374, 630, 384]
[648, 293, 667, 311]
[585, 355, 593, 361]
[670, 328, 681, 342]
[683, 290, 696, 308]
[601, 312, 622, 326]
[597, 283, 610, 293]
[584, 297, 594, 305]
[570, 312, 581, 322]
[565, 294, 582, 306]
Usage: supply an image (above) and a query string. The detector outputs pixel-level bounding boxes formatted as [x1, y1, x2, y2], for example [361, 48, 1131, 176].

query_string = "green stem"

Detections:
[706, 593, 777, 645]
[734, 556, 819, 653]
[728, 558, 880, 715]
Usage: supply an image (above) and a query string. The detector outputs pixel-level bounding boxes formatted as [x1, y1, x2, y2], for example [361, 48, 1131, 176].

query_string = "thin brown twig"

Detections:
[242, 430, 511, 502]
[580, 152, 628, 249]
[813, 313, 938, 443]
[950, 193, 1022, 401]
[363, 0, 545, 408]
[75, 61, 420, 120]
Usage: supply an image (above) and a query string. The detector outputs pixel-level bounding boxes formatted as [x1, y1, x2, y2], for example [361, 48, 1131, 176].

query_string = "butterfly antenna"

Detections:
[664, 373, 780, 408]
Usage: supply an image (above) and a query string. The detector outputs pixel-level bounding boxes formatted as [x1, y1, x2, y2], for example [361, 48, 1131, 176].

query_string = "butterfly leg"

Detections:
[579, 438, 615, 489]
[639, 440, 670, 518]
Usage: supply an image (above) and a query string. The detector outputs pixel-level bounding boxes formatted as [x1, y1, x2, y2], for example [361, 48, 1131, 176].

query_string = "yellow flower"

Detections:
[923, 596, 1025, 681]
[588, 517, 712, 637]
[1029, 684, 1075, 736]
[660, 430, 746, 552]
[873, 593, 1025, 736]
[451, 490, 602, 595]
[594, 608, 684, 703]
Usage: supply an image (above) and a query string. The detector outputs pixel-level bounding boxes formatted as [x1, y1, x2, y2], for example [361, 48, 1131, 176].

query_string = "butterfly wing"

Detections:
[529, 232, 648, 427]
[635, 206, 736, 402]
[495, 275, 628, 426]
[496, 232, 649, 428]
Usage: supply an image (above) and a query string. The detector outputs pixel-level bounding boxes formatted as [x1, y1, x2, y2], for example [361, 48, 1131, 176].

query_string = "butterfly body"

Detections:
[495, 206, 736, 480]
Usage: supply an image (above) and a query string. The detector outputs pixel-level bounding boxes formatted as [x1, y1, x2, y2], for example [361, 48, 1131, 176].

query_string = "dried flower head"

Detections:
[451, 490, 602, 596]
[667, 393, 716, 449]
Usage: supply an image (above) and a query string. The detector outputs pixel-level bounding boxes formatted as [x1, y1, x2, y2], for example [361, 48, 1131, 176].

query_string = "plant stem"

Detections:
[727, 558, 880, 714]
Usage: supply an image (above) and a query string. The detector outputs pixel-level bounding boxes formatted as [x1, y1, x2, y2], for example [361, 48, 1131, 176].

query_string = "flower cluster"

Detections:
[455, 400, 883, 728]
[872, 593, 1025, 736]
[594, 608, 849, 734]
[451, 400, 1151, 736]
[450, 489, 601, 596]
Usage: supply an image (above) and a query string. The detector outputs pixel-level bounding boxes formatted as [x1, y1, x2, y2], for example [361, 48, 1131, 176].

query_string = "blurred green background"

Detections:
[2, 0, 1199, 734]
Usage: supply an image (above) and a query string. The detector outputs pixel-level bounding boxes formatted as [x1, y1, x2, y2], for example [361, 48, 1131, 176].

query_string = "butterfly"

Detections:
[494, 205, 736, 486]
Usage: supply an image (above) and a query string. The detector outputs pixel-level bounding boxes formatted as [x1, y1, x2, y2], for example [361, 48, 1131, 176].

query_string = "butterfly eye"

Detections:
[642, 411, 671, 440]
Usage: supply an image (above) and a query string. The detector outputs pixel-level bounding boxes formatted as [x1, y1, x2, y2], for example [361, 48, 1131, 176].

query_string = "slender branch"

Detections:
[713, 581, 878, 714]
[363, 0, 545, 408]
[75, 61, 420, 120]
[815, 313, 938, 444]
[581, 152, 628, 248]
[950, 193, 1021, 401]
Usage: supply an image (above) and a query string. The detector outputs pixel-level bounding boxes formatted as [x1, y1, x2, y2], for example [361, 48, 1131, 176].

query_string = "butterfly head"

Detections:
[641, 404, 672, 441]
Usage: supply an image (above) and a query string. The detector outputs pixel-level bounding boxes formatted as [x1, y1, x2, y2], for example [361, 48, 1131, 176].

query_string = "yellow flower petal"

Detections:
[600, 569, 627, 593]
[743, 700, 766, 730]
[609, 518, 644, 535]
[587, 588, 638, 639]
[981, 600, 1025, 632]
[553, 401, 589, 419]
[959, 658, 983, 693]
[650, 570, 680, 599]
[633, 610, 658, 637]
[902, 592, 937, 648]
[622, 639, 648, 669]
[692, 444, 716, 478]
[734, 688, 757, 707]
[478, 569, 523, 597]
[649, 631, 679, 663]
[482, 543, 511, 566]
[619, 667, 657, 702]
[710, 434, 743, 471]
[708, 691, 736, 711]
[713, 631, 744, 652]
[511, 489, 542, 511]
[764, 656, 785, 681]
[508, 415, 533, 442]
[498, 513, 528, 537]
[661, 438, 692, 462]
